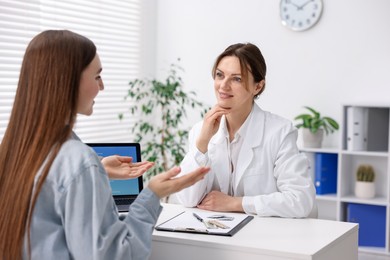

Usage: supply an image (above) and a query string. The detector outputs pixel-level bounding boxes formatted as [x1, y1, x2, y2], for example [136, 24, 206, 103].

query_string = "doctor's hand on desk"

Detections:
[148, 166, 210, 199]
[101, 155, 155, 179]
[197, 191, 244, 212]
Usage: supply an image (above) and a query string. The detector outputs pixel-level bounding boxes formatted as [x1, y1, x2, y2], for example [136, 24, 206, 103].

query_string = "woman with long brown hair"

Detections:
[0, 30, 209, 260]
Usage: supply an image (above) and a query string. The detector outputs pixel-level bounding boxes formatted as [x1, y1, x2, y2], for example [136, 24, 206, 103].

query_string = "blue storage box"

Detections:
[347, 203, 386, 247]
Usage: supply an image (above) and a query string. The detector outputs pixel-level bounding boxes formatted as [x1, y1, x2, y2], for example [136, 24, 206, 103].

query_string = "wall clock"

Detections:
[280, 0, 323, 31]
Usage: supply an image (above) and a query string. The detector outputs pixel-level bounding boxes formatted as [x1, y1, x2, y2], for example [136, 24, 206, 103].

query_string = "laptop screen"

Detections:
[87, 143, 143, 196]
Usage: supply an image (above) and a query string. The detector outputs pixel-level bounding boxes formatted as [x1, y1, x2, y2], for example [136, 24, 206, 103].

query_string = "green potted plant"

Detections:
[119, 60, 209, 183]
[294, 106, 339, 148]
[355, 164, 375, 199]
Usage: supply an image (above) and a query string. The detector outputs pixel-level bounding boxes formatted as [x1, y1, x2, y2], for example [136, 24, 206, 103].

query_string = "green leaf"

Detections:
[294, 106, 339, 136]
[323, 117, 339, 130]
[304, 106, 319, 117]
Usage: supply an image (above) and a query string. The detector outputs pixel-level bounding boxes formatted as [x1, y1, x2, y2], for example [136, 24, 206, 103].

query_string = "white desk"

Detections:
[151, 203, 358, 260]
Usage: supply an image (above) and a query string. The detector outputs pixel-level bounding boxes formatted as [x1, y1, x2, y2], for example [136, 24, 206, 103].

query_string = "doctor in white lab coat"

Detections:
[176, 43, 316, 218]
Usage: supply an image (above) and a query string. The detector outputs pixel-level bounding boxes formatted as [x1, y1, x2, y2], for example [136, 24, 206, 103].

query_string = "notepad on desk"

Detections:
[155, 210, 253, 236]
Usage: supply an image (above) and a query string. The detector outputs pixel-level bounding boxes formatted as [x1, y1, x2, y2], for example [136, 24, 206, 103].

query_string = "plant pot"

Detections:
[302, 128, 324, 148]
[355, 181, 375, 199]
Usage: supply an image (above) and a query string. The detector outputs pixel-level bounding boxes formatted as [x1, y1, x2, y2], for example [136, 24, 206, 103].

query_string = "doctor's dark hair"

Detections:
[0, 30, 96, 259]
[211, 43, 267, 99]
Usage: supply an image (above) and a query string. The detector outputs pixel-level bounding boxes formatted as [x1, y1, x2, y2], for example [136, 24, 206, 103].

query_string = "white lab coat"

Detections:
[176, 103, 316, 218]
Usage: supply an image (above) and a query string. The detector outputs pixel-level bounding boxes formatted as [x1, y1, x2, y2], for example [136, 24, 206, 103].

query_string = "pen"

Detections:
[192, 213, 203, 222]
[208, 219, 230, 229]
[208, 214, 235, 221]
[193, 213, 214, 229]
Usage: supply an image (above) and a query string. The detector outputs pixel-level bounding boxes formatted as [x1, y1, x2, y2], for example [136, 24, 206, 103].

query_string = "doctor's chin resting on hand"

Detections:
[176, 42, 316, 218]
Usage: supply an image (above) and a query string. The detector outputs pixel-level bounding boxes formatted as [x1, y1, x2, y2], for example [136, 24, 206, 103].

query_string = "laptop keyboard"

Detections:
[116, 198, 135, 212]
[116, 198, 134, 205]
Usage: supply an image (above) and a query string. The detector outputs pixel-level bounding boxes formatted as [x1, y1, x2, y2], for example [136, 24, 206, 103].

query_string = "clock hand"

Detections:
[298, 0, 313, 10]
[287, 0, 300, 9]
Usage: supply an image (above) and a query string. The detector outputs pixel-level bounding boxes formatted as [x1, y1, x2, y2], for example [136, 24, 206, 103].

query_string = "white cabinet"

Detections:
[300, 104, 390, 256]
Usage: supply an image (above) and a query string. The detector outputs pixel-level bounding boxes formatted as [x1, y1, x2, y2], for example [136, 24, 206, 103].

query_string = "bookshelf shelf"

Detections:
[340, 195, 387, 206]
[301, 104, 390, 256]
[358, 246, 388, 254]
[316, 194, 337, 201]
[340, 150, 389, 157]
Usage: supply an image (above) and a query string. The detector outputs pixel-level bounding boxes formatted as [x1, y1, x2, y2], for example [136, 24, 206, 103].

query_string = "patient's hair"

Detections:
[0, 30, 96, 259]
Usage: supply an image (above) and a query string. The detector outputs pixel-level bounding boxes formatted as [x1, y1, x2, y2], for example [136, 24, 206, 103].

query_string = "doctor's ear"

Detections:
[254, 80, 265, 96]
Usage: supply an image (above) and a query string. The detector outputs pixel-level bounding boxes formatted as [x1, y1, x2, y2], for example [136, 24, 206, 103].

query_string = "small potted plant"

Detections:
[294, 106, 339, 148]
[355, 164, 375, 199]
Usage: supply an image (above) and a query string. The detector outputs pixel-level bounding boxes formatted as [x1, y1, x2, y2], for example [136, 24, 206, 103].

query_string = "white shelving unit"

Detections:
[301, 104, 390, 256]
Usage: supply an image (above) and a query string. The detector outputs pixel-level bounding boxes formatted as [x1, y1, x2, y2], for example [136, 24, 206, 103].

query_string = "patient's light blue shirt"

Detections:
[23, 133, 162, 260]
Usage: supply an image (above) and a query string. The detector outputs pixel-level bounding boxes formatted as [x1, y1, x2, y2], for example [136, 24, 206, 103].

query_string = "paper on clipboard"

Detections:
[155, 210, 253, 236]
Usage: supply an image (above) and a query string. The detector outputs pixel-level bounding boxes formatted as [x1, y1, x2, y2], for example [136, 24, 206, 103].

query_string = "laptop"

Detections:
[87, 143, 144, 212]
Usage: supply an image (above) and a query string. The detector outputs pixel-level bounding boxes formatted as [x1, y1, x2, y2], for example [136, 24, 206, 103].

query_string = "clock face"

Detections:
[280, 0, 323, 31]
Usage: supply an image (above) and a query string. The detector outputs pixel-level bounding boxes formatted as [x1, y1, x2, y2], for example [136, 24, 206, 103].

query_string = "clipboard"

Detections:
[155, 210, 254, 236]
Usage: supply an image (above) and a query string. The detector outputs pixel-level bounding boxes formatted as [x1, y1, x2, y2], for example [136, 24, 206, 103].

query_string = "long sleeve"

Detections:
[62, 164, 161, 260]
[241, 128, 316, 218]
[26, 139, 162, 260]
[176, 122, 215, 207]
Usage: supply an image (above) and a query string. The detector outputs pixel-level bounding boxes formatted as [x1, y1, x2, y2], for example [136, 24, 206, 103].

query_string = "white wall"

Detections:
[140, 0, 157, 78]
[154, 0, 390, 148]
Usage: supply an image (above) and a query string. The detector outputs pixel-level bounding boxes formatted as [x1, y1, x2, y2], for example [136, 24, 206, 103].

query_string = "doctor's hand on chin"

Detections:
[197, 191, 244, 212]
[196, 105, 230, 153]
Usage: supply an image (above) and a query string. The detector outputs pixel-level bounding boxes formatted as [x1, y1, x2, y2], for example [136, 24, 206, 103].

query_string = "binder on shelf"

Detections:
[346, 107, 368, 151]
[347, 203, 386, 247]
[304, 152, 316, 182]
[314, 153, 337, 194]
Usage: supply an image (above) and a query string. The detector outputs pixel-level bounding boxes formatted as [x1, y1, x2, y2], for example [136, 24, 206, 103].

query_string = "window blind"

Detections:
[0, 0, 143, 143]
